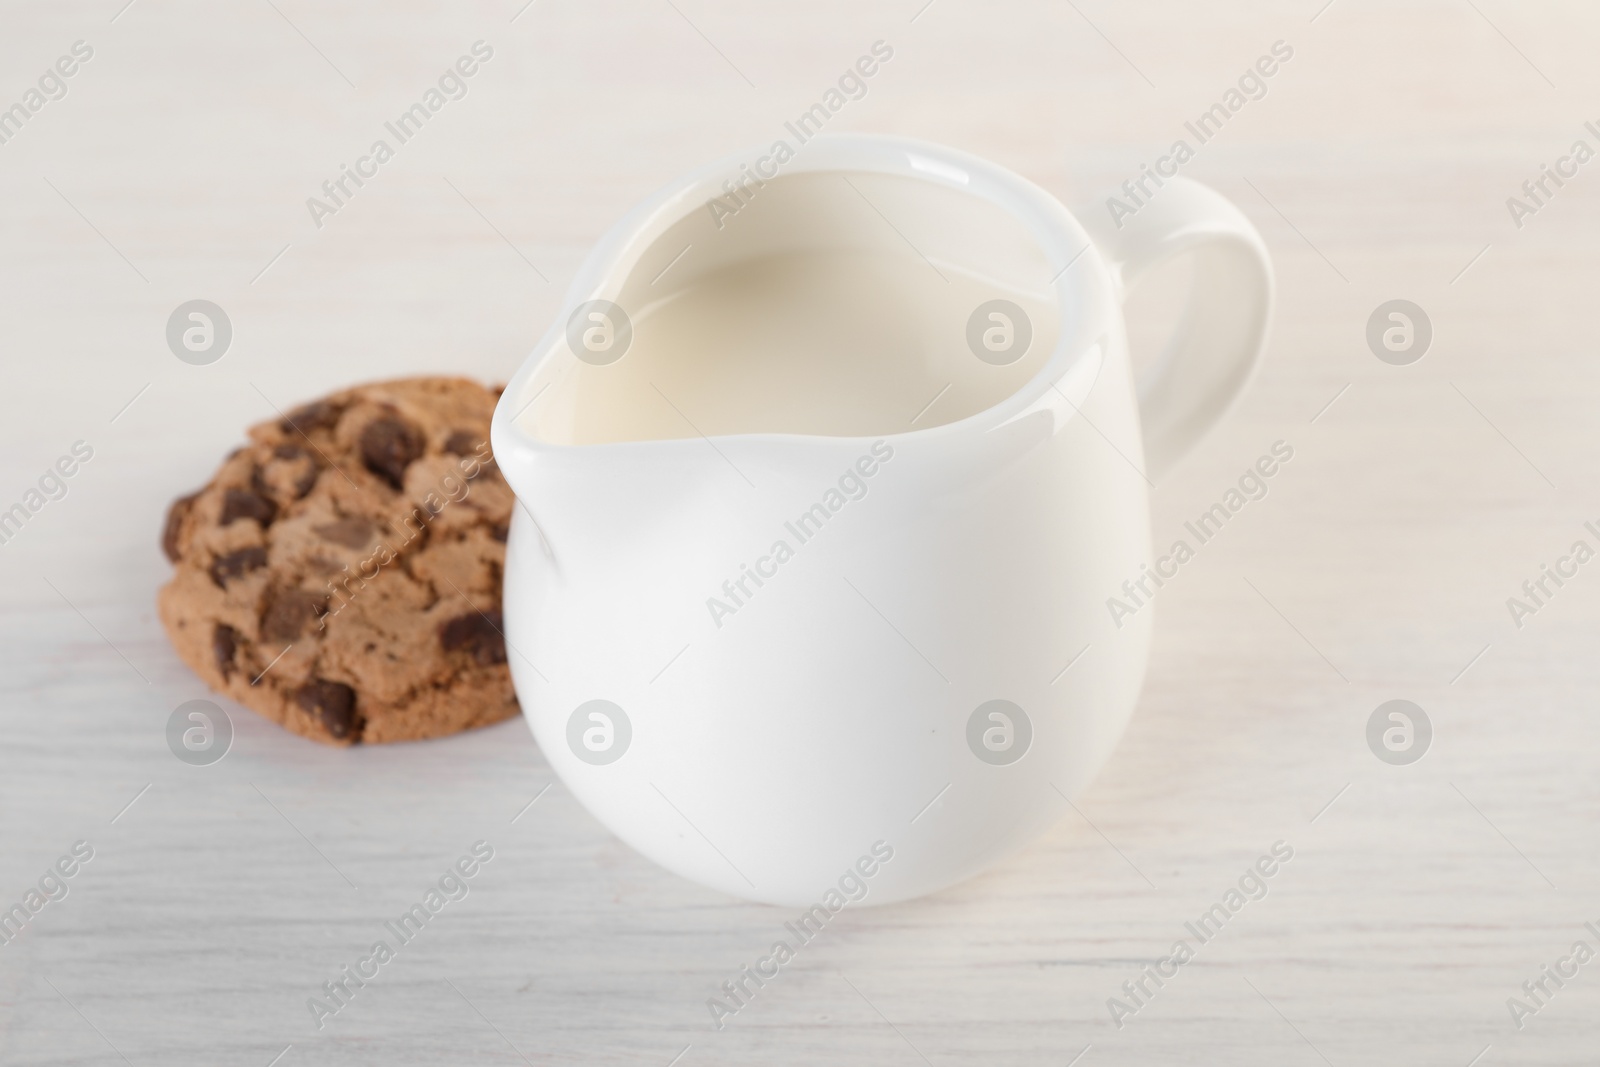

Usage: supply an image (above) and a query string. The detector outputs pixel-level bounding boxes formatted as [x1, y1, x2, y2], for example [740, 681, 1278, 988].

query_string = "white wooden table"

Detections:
[3, 1, 1598, 1063]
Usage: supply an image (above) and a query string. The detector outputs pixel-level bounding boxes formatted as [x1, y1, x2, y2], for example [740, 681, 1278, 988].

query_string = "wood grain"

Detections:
[2, 1, 1598, 1063]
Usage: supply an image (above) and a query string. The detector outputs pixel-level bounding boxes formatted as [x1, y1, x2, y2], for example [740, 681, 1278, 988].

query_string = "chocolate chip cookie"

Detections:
[158, 377, 520, 745]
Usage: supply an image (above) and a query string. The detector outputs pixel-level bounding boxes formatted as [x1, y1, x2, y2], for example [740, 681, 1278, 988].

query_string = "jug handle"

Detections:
[1075, 177, 1273, 481]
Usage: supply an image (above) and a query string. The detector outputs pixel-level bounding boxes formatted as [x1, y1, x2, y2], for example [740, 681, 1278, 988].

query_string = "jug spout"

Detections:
[492, 403, 903, 575]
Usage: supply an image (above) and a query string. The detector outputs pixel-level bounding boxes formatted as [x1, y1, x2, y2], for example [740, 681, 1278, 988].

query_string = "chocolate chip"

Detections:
[360, 417, 424, 490]
[213, 623, 239, 678]
[296, 679, 360, 740]
[260, 588, 327, 643]
[162, 491, 200, 562]
[314, 517, 374, 549]
[443, 430, 482, 456]
[489, 521, 509, 543]
[249, 466, 274, 499]
[281, 400, 341, 434]
[210, 546, 268, 586]
[220, 488, 277, 527]
[262, 443, 320, 499]
[439, 610, 507, 665]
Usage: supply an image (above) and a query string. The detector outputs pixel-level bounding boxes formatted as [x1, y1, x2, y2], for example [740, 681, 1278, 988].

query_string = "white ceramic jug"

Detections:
[491, 134, 1271, 906]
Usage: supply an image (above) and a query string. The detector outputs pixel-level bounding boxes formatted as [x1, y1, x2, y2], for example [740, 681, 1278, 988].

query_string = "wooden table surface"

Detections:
[3, 1, 1598, 1063]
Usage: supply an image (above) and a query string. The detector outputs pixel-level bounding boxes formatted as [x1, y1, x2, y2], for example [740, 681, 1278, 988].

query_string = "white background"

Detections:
[1, 1, 1596, 1063]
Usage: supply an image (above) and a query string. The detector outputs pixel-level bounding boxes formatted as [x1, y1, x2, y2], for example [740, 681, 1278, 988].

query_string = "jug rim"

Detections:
[492, 133, 1112, 459]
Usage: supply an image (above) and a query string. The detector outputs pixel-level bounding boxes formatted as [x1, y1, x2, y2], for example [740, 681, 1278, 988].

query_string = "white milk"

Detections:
[523, 171, 1061, 445]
